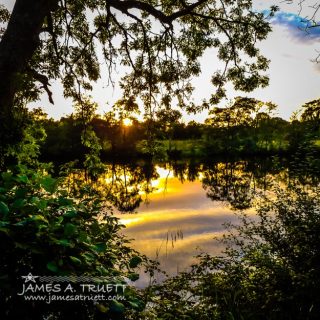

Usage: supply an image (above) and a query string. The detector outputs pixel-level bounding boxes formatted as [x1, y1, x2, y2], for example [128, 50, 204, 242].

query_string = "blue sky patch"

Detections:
[262, 10, 320, 40]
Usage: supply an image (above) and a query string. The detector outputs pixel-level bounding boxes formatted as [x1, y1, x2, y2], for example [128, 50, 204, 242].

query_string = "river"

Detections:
[99, 157, 319, 287]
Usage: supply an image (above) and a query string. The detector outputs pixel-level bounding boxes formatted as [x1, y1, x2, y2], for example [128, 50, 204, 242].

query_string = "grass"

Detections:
[160, 139, 205, 157]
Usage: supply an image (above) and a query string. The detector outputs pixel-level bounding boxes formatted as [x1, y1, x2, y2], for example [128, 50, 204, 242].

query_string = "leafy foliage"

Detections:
[0, 165, 145, 319]
[1, 0, 272, 127]
[73, 97, 105, 178]
[6, 108, 48, 166]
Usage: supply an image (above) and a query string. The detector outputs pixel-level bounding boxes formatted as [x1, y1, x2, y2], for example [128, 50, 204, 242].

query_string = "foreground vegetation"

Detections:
[0, 164, 149, 319]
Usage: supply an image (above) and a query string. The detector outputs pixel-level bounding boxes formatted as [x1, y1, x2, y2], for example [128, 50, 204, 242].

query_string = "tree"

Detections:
[205, 97, 277, 153]
[156, 108, 182, 151]
[300, 99, 320, 122]
[72, 97, 106, 179]
[206, 97, 276, 129]
[0, 0, 273, 153]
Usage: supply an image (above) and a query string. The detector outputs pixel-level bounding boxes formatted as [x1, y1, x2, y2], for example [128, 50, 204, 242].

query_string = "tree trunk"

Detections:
[0, 0, 58, 153]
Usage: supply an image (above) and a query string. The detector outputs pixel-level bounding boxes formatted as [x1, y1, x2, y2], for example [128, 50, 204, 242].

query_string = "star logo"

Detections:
[21, 273, 39, 283]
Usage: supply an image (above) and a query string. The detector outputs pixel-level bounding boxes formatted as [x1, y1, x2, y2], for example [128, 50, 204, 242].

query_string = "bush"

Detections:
[0, 165, 145, 319]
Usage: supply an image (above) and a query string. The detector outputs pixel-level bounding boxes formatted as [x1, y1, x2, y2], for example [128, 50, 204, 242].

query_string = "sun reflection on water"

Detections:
[114, 166, 241, 286]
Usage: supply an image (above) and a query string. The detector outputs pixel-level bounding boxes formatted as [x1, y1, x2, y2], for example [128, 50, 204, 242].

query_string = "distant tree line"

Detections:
[34, 97, 319, 162]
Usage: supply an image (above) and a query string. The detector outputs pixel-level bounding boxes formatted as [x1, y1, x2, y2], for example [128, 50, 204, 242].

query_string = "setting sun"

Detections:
[123, 118, 133, 126]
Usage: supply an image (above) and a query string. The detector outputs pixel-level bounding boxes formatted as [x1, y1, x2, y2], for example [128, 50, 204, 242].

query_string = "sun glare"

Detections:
[123, 118, 133, 126]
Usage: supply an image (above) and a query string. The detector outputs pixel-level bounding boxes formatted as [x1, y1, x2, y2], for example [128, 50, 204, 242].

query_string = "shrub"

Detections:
[0, 165, 145, 319]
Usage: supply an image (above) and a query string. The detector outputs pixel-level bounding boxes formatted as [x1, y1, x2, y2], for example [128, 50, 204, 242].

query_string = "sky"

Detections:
[3, 0, 320, 121]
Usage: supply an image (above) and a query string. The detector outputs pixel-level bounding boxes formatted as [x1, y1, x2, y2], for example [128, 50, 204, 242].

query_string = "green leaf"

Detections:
[82, 252, 95, 262]
[58, 197, 73, 206]
[64, 223, 77, 237]
[0, 227, 9, 234]
[30, 215, 48, 223]
[96, 303, 109, 313]
[94, 242, 107, 253]
[16, 174, 28, 183]
[56, 239, 71, 247]
[128, 298, 144, 310]
[56, 216, 64, 225]
[127, 273, 139, 281]
[14, 219, 29, 227]
[37, 199, 47, 210]
[1, 172, 12, 182]
[0, 201, 9, 216]
[110, 300, 125, 313]
[63, 209, 77, 218]
[129, 255, 143, 268]
[12, 198, 25, 209]
[78, 231, 89, 243]
[70, 256, 82, 265]
[47, 261, 58, 273]
[41, 176, 57, 193]
[15, 188, 28, 198]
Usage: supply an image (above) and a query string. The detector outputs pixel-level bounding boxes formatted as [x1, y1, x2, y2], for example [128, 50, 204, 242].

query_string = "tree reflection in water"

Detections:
[63, 156, 319, 283]
[101, 162, 159, 213]
[73, 155, 319, 214]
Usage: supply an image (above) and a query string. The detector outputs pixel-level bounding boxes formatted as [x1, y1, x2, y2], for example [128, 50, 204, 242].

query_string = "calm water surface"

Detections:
[100, 157, 318, 287]
[113, 164, 255, 286]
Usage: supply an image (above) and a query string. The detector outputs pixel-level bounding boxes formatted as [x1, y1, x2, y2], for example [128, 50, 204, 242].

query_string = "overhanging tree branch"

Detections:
[0, 0, 271, 153]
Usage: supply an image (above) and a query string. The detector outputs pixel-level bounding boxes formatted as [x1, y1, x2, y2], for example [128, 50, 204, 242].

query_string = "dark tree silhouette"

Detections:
[0, 0, 273, 153]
